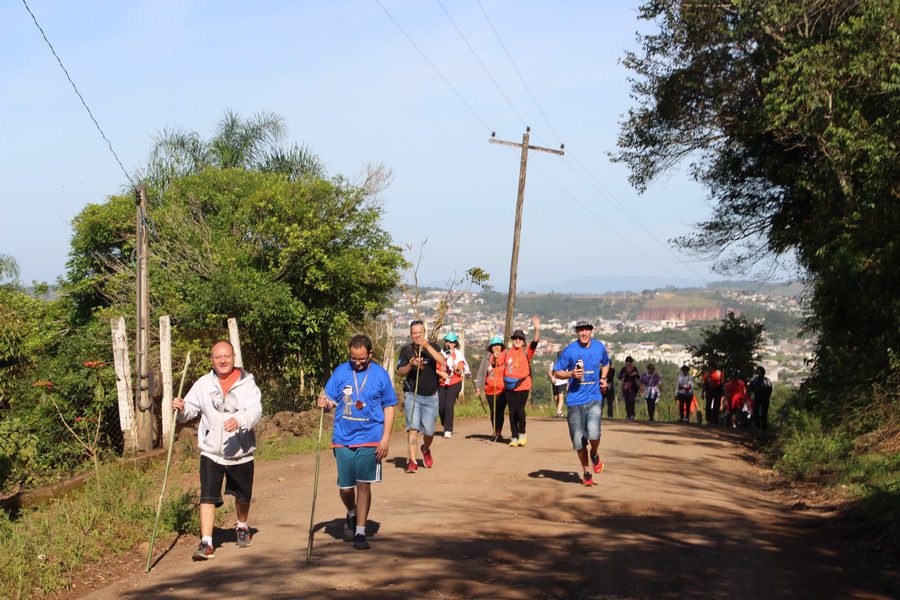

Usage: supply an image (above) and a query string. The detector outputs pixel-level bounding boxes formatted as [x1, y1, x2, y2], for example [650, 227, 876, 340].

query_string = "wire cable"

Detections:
[434, 0, 528, 129]
[475, 0, 563, 146]
[471, 0, 703, 275]
[21, 0, 134, 186]
[563, 151, 706, 276]
[531, 163, 684, 278]
[376, 0, 493, 133]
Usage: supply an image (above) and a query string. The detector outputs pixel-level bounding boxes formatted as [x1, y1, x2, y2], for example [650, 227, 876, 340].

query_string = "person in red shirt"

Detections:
[724, 374, 749, 429]
[503, 316, 540, 447]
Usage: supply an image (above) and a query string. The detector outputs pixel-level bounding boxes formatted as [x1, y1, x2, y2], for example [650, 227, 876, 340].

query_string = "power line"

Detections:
[375, 0, 493, 132]
[531, 163, 683, 278]
[434, 0, 528, 129]
[475, 0, 563, 146]
[21, 0, 133, 186]
[563, 151, 707, 276]
[470, 0, 703, 276]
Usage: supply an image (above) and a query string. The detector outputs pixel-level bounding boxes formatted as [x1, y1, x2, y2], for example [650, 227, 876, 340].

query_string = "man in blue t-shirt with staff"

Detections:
[553, 320, 610, 487]
[317, 334, 397, 550]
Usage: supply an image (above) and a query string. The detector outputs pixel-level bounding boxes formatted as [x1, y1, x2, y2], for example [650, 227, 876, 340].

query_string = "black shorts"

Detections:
[200, 455, 254, 507]
[553, 383, 567, 395]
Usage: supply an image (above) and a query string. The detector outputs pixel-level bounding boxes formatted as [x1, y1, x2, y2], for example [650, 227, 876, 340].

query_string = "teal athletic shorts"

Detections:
[334, 446, 381, 489]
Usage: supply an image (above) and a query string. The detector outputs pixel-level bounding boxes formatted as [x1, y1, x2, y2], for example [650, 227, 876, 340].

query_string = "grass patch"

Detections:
[255, 434, 324, 461]
[767, 393, 900, 557]
[0, 463, 197, 600]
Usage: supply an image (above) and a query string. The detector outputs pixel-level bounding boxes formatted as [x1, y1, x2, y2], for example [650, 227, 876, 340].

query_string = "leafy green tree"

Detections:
[688, 312, 765, 381]
[615, 0, 899, 407]
[67, 168, 405, 389]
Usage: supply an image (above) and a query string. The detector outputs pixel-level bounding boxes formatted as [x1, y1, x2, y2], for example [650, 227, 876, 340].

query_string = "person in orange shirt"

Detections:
[503, 316, 540, 447]
[724, 374, 749, 429]
[475, 335, 508, 442]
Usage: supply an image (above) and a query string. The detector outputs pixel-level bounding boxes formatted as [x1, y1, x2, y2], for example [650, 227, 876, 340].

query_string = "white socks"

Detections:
[201, 536, 213, 546]
[355, 526, 365, 536]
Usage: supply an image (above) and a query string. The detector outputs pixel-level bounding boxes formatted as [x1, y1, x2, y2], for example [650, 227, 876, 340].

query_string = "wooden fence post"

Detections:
[384, 313, 395, 381]
[228, 317, 243, 369]
[159, 316, 174, 446]
[111, 316, 138, 453]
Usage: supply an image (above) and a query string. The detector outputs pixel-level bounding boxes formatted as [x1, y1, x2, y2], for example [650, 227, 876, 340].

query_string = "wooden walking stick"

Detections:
[306, 397, 327, 562]
[145, 351, 191, 573]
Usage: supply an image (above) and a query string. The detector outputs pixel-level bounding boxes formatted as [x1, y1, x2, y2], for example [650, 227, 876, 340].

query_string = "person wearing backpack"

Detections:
[504, 316, 540, 447]
[749, 366, 773, 431]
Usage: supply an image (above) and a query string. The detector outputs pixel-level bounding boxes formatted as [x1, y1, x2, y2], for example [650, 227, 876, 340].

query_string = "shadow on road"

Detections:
[527, 469, 582, 484]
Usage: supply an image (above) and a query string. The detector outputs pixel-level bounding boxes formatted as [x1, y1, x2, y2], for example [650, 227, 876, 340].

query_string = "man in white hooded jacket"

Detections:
[173, 340, 262, 561]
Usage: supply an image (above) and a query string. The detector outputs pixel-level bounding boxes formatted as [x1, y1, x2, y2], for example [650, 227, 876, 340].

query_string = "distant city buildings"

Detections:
[387, 286, 811, 385]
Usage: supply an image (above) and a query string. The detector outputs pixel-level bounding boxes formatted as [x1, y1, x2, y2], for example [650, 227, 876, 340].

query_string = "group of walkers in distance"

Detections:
[171, 317, 772, 558]
[699, 363, 774, 431]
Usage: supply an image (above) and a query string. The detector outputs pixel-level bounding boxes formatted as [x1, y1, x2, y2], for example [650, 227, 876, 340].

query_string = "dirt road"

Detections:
[81, 416, 894, 599]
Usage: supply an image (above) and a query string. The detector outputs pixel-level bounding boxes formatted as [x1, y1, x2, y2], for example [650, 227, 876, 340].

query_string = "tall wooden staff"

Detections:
[145, 352, 191, 572]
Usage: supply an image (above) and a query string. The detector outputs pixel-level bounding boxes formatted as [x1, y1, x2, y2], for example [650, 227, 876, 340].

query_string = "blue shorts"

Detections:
[567, 400, 602, 450]
[334, 446, 381, 489]
[404, 392, 438, 435]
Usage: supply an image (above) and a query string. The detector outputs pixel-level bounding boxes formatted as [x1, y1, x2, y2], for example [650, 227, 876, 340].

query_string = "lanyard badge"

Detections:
[342, 385, 353, 416]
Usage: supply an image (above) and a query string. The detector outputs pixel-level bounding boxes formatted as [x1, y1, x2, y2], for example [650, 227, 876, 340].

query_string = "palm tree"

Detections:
[0, 254, 19, 287]
[143, 109, 324, 189]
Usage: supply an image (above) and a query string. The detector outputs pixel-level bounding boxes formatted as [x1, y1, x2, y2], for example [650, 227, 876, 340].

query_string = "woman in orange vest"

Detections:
[503, 316, 540, 447]
[475, 335, 508, 442]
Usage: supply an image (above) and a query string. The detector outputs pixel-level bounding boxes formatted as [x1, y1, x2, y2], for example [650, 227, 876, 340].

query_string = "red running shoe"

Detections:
[582, 471, 594, 486]
[406, 459, 418, 473]
[590, 452, 604, 474]
[421, 445, 434, 468]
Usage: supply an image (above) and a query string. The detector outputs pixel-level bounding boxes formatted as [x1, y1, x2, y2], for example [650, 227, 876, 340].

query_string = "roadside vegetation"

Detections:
[617, 0, 899, 556]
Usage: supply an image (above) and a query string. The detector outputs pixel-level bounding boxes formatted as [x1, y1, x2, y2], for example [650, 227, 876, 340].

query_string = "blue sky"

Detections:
[1, 0, 751, 292]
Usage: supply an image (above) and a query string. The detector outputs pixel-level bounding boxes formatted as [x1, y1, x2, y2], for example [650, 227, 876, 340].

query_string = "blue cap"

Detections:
[444, 332, 459, 343]
[489, 335, 503, 347]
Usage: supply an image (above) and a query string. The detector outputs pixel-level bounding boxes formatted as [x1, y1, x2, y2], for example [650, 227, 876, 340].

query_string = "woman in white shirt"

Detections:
[675, 365, 695, 423]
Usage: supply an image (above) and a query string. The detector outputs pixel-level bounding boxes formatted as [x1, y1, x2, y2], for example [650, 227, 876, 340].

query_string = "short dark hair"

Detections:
[409, 319, 424, 328]
[647, 363, 655, 371]
[625, 356, 634, 363]
[349, 334, 372, 353]
[756, 366, 766, 375]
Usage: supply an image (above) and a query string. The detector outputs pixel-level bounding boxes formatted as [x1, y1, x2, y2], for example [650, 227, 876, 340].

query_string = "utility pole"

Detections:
[134, 186, 153, 451]
[489, 127, 564, 342]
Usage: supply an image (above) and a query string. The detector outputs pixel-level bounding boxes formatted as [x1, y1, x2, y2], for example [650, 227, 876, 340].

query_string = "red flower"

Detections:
[75, 417, 83, 422]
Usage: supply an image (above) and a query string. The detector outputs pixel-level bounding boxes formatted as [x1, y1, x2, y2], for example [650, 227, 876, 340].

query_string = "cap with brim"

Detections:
[444, 332, 459, 343]
[488, 335, 505, 350]
[511, 329, 526, 340]
[575, 320, 593, 330]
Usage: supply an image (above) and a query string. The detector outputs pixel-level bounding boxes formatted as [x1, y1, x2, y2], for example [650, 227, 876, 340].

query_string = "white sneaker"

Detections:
[443, 431, 452, 439]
